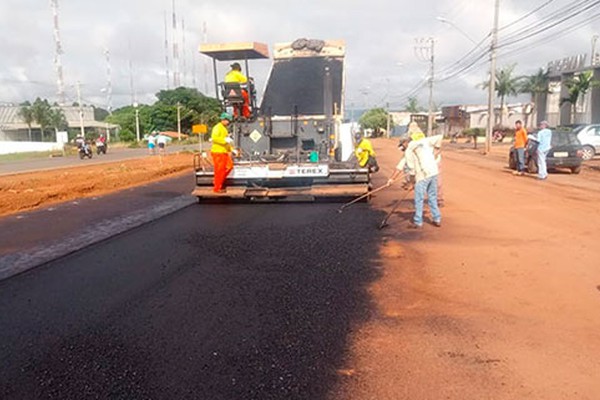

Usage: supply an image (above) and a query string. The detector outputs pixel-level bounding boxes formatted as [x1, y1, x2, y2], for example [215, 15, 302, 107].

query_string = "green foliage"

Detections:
[520, 68, 550, 98]
[94, 107, 110, 121]
[480, 64, 521, 126]
[48, 108, 68, 132]
[359, 108, 389, 131]
[18, 102, 35, 140]
[560, 71, 600, 125]
[463, 128, 486, 137]
[107, 87, 221, 141]
[119, 128, 136, 142]
[405, 97, 422, 113]
[31, 98, 53, 140]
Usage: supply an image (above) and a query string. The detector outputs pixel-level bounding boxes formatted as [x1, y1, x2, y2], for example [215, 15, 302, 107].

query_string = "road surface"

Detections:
[1, 139, 599, 399]
[0, 144, 194, 175]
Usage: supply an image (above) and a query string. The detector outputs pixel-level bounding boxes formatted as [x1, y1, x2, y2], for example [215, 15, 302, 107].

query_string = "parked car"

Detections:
[573, 124, 600, 160]
[508, 130, 584, 174]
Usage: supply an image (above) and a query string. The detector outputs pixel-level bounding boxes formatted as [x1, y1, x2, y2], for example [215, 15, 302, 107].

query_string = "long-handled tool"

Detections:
[337, 183, 391, 214]
[378, 188, 413, 229]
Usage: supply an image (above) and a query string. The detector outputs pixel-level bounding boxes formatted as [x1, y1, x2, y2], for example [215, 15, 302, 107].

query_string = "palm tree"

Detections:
[48, 108, 68, 137]
[405, 97, 421, 113]
[560, 71, 600, 125]
[31, 98, 52, 141]
[519, 68, 550, 127]
[17, 102, 34, 141]
[480, 64, 521, 127]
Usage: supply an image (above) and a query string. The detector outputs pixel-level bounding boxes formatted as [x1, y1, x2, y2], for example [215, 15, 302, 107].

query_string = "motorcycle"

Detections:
[96, 140, 107, 155]
[79, 143, 93, 159]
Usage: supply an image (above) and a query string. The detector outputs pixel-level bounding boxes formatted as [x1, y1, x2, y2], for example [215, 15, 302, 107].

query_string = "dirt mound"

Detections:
[0, 153, 194, 218]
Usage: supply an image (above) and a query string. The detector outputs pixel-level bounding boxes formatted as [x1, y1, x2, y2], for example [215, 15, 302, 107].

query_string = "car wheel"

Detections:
[527, 157, 538, 174]
[571, 166, 582, 174]
[508, 152, 516, 170]
[581, 145, 595, 161]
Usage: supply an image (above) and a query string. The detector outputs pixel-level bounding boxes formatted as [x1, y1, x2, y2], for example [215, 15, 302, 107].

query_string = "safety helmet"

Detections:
[220, 112, 233, 121]
[354, 132, 363, 142]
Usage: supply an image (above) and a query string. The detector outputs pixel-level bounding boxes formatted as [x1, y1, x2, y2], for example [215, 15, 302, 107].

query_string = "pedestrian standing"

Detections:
[148, 132, 157, 155]
[157, 134, 168, 155]
[211, 112, 234, 193]
[513, 120, 528, 176]
[536, 121, 552, 180]
[388, 125, 443, 228]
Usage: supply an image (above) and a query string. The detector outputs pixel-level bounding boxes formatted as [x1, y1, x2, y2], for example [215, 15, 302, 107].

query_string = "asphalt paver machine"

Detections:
[193, 39, 370, 200]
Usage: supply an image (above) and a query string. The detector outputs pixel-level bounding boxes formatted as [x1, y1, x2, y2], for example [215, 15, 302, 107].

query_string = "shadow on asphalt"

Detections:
[0, 201, 393, 399]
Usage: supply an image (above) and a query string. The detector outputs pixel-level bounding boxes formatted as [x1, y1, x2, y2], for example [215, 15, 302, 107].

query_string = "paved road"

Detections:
[0, 199, 383, 399]
[0, 144, 195, 175]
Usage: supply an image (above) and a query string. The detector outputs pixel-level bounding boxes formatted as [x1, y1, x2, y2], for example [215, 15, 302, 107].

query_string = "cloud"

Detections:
[0, 0, 598, 111]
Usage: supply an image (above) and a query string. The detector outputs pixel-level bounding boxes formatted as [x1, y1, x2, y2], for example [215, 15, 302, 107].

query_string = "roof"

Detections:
[199, 42, 270, 61]
[0, 105, 117, 130]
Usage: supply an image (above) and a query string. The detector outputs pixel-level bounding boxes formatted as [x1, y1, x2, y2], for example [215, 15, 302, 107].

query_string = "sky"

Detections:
[0, 0, 598, 112]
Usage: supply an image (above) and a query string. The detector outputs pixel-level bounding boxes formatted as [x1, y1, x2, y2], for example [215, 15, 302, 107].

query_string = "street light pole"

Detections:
[592, 34, 599, 66]
[436, 16, 478, 45]
[134, 102, 140, 142]
[177, 102, 182, 141]
[415, 37, 435, 136]
[486, 0, 500, 154]
[76, 80, 85, 138]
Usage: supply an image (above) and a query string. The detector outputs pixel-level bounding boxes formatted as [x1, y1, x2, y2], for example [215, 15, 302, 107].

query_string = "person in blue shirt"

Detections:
[536, 121, 552, 180]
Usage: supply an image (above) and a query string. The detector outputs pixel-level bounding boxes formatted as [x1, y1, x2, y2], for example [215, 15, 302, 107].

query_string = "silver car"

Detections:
[574, 125, 600, 160]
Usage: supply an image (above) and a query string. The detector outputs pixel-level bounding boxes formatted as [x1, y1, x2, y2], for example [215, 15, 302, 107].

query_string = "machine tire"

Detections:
[571, 165, 582, 174]
[527, 157, 538, 174]
[508, 152, 516, 170]
[582, 145, 595, 161]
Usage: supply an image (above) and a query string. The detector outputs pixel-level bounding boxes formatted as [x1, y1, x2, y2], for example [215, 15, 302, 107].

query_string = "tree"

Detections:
[480, 64, 521, 126]
[18, 102, 34, 141]
[560, 71, 600, 125]
[359, 108, 389, 131]
[405, 97, 422, 113]
[31, 98, 53, 141]
[519, 68, 550, 127]
[48, 108, 68, 135]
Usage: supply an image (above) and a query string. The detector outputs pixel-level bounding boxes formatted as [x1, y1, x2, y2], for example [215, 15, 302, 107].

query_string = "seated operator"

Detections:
[224, 62, 251, 119]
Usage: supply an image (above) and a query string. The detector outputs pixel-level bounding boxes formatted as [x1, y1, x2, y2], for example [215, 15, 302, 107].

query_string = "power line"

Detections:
[498, 0, 599, 47]
[498, 0, 557, 31]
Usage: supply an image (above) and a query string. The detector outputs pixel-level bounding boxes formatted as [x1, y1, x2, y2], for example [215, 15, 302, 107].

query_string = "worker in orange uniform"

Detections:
[211, 112, 234, 193]
[513, 120, 528, 176]
[224, 62, 251, 119]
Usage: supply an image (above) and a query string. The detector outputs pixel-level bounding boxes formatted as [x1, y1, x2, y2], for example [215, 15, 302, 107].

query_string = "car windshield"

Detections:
[572, 126, 586, 134]
[552, 131, 581, 146]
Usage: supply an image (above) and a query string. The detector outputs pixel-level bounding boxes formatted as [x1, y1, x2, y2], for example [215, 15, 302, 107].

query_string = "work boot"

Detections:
[432, 220, 442, 228]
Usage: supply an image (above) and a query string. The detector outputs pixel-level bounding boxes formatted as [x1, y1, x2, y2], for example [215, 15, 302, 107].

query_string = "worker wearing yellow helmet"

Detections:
[211, 112, 234, 193]
[354, 132, 379, 172]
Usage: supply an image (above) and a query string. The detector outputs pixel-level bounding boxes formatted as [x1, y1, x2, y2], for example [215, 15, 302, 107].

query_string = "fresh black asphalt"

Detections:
[0, 200, 384, 399]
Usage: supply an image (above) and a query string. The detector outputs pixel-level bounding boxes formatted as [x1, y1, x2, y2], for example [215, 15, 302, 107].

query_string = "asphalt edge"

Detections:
[0, 195, 196, 281]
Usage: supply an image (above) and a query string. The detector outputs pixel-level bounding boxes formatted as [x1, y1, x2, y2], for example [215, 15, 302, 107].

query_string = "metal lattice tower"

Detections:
[164, 11, 170, 89]
[181, 17, 187, 87]
[172, 0, 180, 88]
[203, 21, 208, 94]
[104, 48, 113, 113]
[50, 0, 65, 105]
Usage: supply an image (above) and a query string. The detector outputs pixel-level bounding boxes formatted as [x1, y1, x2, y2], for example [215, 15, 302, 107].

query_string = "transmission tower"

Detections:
[181, 17, 187, 87]
[203, 21, 208, 94]
[104, 48, 113, 114]
[164, 11, 170, 89]
[50, 0, 66, 105]
[172, 0, 180, 88]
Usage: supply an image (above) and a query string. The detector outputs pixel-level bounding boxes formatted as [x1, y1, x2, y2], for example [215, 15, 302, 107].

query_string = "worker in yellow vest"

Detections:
[211, 112, 234, 193]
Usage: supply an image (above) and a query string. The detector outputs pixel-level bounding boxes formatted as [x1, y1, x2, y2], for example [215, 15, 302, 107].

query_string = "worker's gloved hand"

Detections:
[387, 178, 394, 186]
[225, 137, 234, 144]
[232, 149, 239, 157]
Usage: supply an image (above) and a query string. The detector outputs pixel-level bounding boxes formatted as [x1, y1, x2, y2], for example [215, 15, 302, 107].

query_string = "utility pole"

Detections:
[386, 102, 391, 139]
[486, 0, 500, 154]
[415, 37, 435, 135]
[76, 81, 85, 138]
[181, 18, 187, 87]
[177, 102, 182, 141]
[592, 34, 599, 66]
[50, 0, 65, 105]
[104, 48, 113, 140]
[134, 103, 140, 142]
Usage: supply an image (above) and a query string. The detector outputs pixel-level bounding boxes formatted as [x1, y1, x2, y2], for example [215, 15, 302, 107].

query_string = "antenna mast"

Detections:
[50, 0, 66, 105]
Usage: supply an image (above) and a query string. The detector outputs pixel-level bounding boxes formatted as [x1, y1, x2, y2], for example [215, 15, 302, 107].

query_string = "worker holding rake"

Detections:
[387, 123, 443, 229]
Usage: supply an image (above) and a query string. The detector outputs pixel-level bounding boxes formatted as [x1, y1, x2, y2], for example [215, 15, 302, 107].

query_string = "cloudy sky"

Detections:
[0, 0, 598, 112]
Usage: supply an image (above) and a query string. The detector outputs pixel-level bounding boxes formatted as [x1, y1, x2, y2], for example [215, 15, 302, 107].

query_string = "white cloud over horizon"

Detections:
[0, 0, 598, 111]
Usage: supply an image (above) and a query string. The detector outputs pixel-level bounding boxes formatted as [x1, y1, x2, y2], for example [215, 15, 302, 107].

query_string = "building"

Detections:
[0, 105, 117, 142]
